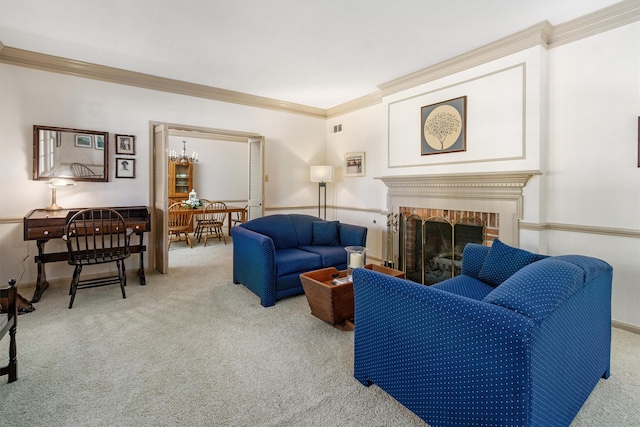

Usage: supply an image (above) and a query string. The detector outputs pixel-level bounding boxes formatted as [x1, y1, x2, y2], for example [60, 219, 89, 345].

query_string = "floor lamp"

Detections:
[310, 165, 334, 219]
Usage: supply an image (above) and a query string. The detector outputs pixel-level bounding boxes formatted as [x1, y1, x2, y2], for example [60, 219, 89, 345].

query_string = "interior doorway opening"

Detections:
[149, 122, 264, 274]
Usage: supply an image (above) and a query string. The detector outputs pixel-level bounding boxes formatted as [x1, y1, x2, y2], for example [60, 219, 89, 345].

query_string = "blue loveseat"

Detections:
[232, 214, 367, 307]
[353, 240, 612, 427]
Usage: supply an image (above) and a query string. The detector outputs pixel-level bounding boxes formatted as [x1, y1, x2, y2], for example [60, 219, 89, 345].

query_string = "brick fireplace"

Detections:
[378, 171, 539, 282]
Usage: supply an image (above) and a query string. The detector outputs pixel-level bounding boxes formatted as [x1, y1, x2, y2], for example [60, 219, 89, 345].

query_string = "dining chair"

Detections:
[193, 198, 210, 240]
[70, 162, 97, 178]
[199, 201, 227, 246]
[168, 202, 193, 249]
[63, 208, 132, 309]
[0, 278, 18, 383]
[232, 204, 248, 227]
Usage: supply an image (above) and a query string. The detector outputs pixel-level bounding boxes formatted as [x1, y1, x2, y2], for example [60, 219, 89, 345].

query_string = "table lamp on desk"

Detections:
[44, 178, 77, 211]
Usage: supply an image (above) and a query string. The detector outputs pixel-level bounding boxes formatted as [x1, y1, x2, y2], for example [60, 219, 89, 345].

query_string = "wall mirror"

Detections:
[33, 125, 109, 182]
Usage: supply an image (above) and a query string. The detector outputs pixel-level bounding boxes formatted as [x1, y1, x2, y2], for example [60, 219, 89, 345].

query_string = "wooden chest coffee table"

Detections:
[300, 264, 405, 331]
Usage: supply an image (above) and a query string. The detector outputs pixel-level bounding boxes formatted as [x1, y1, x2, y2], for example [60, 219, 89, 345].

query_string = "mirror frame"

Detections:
[33, 125, 109, 182]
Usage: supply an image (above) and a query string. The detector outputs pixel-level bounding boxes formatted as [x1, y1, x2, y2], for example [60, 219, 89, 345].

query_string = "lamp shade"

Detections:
[310, 165, 334, 183]
[49, 178, 77, 189]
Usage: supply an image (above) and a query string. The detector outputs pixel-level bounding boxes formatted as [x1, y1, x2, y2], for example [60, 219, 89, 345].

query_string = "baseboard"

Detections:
[612, 320, 640, 335]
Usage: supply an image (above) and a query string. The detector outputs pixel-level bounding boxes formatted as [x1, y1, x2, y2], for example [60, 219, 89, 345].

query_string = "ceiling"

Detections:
[0, 0, 622, 109]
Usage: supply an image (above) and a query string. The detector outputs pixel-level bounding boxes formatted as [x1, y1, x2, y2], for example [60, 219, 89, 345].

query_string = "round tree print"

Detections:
[423, 104, 462, 151]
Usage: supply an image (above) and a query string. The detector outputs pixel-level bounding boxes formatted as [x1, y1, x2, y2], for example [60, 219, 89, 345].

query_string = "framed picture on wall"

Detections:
[421, 96, 466, 155]
[116, 157, 135, 178]
[345, 152, 365, 177]
[75, 134, 93, 148]
[95, 135, 105, 150]
[115, 134, 136, 155]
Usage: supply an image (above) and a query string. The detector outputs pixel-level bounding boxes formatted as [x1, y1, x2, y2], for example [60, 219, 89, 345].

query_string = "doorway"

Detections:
[150, 122, 265, 274]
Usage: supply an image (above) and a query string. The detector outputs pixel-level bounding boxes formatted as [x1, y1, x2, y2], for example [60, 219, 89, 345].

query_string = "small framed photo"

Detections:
[421, 96, 467, 155]
[115, 134, 136, 155]
[75, 134, 93, 148]
[345, 152, 365, 177]
[95, 135, 105, 150]
[115, 157, 135, 178]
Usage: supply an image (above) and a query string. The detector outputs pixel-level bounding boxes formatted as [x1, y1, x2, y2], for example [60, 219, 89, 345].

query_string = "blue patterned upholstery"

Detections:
[232, 214, 367, 307]
[353, 243, 612, 427]
[477, 239, 547, 286]
[311, 220, 340, 245]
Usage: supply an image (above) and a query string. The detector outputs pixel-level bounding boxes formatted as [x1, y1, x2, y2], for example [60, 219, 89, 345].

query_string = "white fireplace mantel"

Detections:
[377, 170, 541, 247]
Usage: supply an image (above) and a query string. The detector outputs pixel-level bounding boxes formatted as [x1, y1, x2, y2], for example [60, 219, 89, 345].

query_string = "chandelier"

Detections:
[169, 140, 199, 164]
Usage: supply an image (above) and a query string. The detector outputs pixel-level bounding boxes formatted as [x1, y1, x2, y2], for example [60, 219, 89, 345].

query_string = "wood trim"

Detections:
[376, 1, 639, 102]
[326, 91, 383, 118]
[0, 2, 636, 118]
[519, 221, 640, 239]
[613, 320, 640, 335]
[377, 21, 552, 98]
[0, 46, 327, 119]
[549, 0, 640, 48]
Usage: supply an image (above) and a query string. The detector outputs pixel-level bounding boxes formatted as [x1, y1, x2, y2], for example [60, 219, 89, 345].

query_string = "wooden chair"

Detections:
[63, 209, 132, 309]
[193, 198, 210, 240]
[70, 162, 97, 178]
[232, 204, 248, 227]
[0, 279, 18, 383]
[168, 202, 193, 249]
[198, 201, 227, 246]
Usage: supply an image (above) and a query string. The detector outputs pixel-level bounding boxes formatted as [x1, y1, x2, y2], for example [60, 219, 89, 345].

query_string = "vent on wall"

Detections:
[332, 123, 343, 133]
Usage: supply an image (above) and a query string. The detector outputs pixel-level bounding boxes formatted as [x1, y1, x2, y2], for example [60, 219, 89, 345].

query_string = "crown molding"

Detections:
[326, 91, 382, 118]
[377, 0, 639, 100]
[0, 46, 327, 119]
[1, 1, 637, 119]
[549, 0, 640, 48]
[377, 21, 553, 98]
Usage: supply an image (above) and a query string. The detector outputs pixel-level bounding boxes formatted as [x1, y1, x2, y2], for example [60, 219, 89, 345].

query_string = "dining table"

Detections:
[179, 204, 247, 235]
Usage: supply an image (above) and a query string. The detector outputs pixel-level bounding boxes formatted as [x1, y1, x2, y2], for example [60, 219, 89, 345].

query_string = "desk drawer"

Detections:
[26, 226, 64, 240]
[127, 222, 148, 232]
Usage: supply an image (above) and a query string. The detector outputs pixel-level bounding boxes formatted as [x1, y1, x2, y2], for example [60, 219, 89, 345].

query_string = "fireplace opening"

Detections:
[397, 208, 497, 286]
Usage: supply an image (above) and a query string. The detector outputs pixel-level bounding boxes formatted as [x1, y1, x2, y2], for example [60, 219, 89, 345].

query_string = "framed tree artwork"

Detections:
[421, 96, 466, 155]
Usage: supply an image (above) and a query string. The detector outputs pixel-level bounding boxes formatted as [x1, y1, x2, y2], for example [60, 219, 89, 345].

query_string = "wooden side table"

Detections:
[300, 264, 405, 331]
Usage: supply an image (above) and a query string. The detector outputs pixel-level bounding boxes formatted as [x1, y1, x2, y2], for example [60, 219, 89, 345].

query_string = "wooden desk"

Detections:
[23, 206, 150, 303]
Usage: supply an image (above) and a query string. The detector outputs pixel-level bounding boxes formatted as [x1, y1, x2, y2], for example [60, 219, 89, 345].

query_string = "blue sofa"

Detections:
[232, 214, 367, 307]
[353, 240, 612, 427]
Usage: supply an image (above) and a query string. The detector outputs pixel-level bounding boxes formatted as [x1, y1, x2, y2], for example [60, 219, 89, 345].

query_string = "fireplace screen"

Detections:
[399, 214, 485, 285]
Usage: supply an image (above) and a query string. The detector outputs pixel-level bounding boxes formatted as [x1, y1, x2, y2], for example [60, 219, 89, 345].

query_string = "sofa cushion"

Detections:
[275, 248, 322, 276]
[289, 214, 317, 246]
[478, 239, 546, 287]
[482, 258, 586, 321]
[311, 221, 340, 246]
[299, 245, 347, 268]
[432, 275, 495, 301]
[241, 215, 298, 250]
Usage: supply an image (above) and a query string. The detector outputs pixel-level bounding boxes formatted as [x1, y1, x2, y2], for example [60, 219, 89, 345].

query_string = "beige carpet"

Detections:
[1, 238, 639, 426]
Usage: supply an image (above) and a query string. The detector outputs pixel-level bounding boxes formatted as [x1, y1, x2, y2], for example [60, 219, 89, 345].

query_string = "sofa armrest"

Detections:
[339, 223, 367, 247]
[232, 226, 277, 306]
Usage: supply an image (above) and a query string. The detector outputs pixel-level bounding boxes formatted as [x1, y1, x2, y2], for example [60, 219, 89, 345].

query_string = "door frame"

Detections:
[148, 121, 264, 273]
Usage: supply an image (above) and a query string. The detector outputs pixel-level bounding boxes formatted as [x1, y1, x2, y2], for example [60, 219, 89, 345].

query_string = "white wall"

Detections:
[0, 63, 326, 286]
[328, 23, 640, 327]
[168, 135, 248, 203]
[546, 22, 640, 327]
